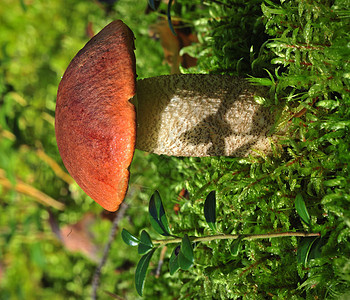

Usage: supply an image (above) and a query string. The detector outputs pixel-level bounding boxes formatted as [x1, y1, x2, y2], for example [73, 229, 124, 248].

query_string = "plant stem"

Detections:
[91, 203, 128, 300]
[152, 231, 320, 246]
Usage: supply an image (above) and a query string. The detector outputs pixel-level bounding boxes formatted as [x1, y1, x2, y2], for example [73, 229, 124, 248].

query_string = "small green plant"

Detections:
[122, 190, 321, 296]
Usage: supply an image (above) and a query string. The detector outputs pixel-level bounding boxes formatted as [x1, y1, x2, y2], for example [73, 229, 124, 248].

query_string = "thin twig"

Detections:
[152, 231, 320, 246]
[91, 203, 128, 300]
[155, 246, 168, 278]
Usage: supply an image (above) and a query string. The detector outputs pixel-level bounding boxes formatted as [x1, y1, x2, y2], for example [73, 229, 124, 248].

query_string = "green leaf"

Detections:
[149, 191, 171, 236]
[204, 191, 217, 231]
[135, 249, 156, 296]
[121, 229, 140, 246]
[181, 234, 194, 261]
[297, 237, 318, 265]
[178, 234, 194, 270]
[138, 230, 154, 255]
[148, 0, 161, 11]
[140, 230, 153, 246]
[295, 193, 311, 226]
[230, 238, 242, 256]
[148, 0, 156, 10]
[308, 237, 323, 260]
[178, 251, 193, 270]
[169, 245, 180, 275]
[167, 0, 176, 36]
[138, 243, 153, 255]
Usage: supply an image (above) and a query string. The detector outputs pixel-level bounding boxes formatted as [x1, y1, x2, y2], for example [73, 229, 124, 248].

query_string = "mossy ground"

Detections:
[0, 0, 349, 299]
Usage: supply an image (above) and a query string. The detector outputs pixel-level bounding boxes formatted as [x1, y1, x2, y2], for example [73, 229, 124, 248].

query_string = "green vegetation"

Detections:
[1, 0, 349, 299]
[122, 191, 320, 297]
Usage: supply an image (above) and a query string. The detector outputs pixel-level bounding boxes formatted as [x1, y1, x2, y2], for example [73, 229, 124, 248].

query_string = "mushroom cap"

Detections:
[55, 20, 136, 211]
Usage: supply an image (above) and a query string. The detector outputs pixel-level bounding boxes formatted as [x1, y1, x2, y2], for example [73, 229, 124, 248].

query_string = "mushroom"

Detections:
[55, 20, 278, 212]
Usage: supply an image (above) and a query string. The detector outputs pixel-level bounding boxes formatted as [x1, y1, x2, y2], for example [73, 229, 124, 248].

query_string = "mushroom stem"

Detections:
[135, 74, 278, 157]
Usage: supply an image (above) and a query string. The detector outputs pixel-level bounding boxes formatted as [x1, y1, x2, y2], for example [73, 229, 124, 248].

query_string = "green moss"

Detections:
[136, 0, 350, 298]
[0, 0, 349, 298]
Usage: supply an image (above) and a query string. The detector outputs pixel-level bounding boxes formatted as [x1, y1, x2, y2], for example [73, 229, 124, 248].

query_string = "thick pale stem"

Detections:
[135, 74, 278, 157]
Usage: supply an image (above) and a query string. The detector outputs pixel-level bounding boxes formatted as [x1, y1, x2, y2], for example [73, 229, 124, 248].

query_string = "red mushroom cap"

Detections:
[55, 20, 136, 211]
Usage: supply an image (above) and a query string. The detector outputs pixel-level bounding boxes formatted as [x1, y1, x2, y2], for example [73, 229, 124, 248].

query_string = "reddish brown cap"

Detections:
[55, 20, 136, 211]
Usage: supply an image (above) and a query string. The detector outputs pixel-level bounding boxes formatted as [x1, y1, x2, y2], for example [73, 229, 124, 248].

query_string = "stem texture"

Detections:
[136, 74, 278, 157]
